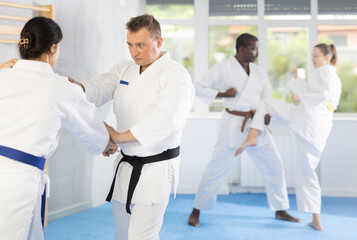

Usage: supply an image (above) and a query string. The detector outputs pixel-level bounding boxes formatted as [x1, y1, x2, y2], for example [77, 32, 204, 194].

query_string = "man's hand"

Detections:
[0, 58, 17, 69]
[217, 87, 237, 98]
[67, 76, 85, 92]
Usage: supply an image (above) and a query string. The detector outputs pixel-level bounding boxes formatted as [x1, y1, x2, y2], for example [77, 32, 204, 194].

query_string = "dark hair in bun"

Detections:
[19, 16, 62, 59]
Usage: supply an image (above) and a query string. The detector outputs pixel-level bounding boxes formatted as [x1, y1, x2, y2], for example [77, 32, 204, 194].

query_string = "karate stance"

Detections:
[70, 14, 195, 240]
[188, 33, 299, 227]
[0, 17, 118, 240]
[236, 43, 341, 231]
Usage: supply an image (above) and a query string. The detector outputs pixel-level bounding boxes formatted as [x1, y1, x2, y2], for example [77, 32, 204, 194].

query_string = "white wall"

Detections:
[320, 118, 357, 196]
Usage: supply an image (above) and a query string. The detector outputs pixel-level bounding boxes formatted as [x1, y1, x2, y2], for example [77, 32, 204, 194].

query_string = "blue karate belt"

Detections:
[0, 145, 45, 170]
[0, 145, 47, 227]
[106, 146, 180, 214]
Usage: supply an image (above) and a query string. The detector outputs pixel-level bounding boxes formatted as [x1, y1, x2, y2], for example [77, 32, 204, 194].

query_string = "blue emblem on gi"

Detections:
[120, 80, 129, 85]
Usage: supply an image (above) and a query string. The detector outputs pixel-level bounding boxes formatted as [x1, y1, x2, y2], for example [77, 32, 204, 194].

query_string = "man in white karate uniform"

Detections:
[71, 14, 194, 240]
[188, 33, 299, 227]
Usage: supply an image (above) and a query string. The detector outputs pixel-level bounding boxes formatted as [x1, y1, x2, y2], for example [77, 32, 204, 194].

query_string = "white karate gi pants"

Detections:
[0, 157, 45, 240]
[293, 132, 322, 214]
[112, 201, 168, 240]
[257, 100, 323, 214]
[194, 125, 289, 212]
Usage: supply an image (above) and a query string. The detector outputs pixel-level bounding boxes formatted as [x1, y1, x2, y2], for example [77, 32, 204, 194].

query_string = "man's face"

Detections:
[127, 28, 162, 68]
[243, 40, 259, 63]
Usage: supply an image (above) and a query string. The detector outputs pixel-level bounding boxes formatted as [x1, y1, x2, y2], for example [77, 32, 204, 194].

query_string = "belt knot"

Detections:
[225, 108, 256, 132]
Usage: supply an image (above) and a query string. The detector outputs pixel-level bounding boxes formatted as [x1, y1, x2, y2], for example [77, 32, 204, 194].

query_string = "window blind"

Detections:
[265, 0, 310, 15]
[318, 0, 357, 14]
[209, 0, 257, 16]
[147, 0, 193, 5]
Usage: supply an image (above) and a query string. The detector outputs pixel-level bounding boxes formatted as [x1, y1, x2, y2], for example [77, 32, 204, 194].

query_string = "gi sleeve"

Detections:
[195, 64, 224, 105]
[250, 77, 273, 131]
[130, 67, 195, 150]
[82, 62, 126, 107]
[0, 67, 10, 72]
[60, 78, 109, 156]
[290, 68, 331, 109]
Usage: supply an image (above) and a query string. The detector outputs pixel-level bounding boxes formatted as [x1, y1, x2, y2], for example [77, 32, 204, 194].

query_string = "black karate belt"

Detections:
[106, 146, 180, 214]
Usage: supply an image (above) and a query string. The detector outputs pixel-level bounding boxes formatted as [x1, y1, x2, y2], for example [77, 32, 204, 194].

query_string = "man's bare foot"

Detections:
[234, 138, 257, 156]
[308, 213, 323, 230]
[275, 210, 301, 222]
[188, 208, 200, 227]
[234, 129, 259, 156]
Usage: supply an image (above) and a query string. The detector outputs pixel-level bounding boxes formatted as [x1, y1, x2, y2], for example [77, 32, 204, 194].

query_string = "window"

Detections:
[161, 25, 194, 80]
[146, 0, 194, 19]
[318, 0, 357, 20]
[267, 28, 309, 101]
[209, 0, 257, 20]
[318, 25, 357, 112]
[264, 0, 311, 20]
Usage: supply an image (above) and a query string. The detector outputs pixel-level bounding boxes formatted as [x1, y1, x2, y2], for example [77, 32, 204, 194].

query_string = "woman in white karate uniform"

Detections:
[0, 17, 117, 240]
[236, 43, 342, 231]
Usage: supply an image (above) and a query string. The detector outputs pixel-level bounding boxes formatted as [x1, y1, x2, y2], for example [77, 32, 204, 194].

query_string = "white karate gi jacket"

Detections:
[0, 60, 109, 240]
[249, 65, 341, 214]
[289, 65, 341, 152]
[251, 65, 342, 153]
[196, 56, 272, 146]
[83, 52, 195, 205]
[194, 56, 290, 211]
[0, 60, 109, 157]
